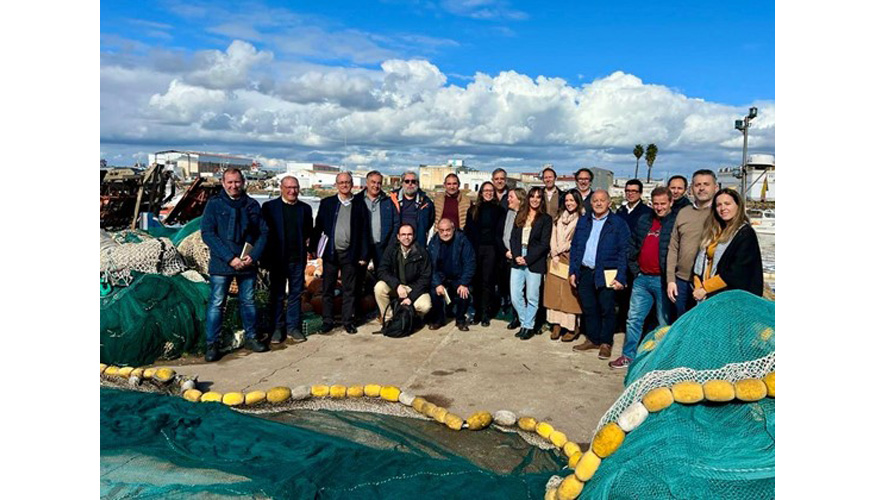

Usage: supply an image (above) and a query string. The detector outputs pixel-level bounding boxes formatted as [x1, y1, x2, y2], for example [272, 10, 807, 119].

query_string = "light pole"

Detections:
[734, 106, 758, 199]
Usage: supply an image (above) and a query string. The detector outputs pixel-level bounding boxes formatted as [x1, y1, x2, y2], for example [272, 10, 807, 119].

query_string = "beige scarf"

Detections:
[551, 210, 580, 257]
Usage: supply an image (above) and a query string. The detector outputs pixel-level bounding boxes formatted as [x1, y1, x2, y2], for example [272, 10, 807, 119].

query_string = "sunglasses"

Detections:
[403, 179, 418, 184]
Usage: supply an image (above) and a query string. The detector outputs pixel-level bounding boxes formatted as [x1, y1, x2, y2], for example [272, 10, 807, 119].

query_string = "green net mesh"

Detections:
[581, 290, 775, 499]
[100, 272, 210, 366]
[101, 387, 561, 499]
[146, 216, 204, 246]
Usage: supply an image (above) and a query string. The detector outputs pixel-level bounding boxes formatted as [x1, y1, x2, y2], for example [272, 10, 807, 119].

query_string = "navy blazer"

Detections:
[509, 213, 553, 274]
[569, 211, 631, 287]
[261, 198, 313, 269]
[309, 194, 369, 261]
[427, 232, 476, 288]
[627, 211, 676, 277]
[354, 190, 400, 256]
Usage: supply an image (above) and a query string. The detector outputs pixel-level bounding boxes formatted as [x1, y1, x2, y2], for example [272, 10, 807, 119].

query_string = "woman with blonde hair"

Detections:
[691, 188, 763, 301]
[544, 190, 584, 341]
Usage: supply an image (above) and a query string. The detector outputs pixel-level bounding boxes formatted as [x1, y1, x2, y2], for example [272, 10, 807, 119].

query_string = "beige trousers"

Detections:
[374, 281, 432, 318]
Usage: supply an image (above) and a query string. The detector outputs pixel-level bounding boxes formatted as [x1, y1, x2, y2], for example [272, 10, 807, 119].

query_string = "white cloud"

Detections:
[102, 49, 774, 176]
[440, 0, 528, 20]
[186, 40, 273, 90]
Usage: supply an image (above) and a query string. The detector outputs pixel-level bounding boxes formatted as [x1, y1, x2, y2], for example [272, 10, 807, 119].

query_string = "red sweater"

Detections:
[638, 218, 663, 275]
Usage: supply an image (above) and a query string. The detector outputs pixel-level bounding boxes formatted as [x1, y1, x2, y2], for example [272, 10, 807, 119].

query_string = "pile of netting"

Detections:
[100, 218, 217, 366]
[100, 387, 561, 499]
[581, 290, 775, 499]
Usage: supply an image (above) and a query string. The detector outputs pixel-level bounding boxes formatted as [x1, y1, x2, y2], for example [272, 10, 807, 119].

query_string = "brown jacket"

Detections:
[543, 187, 562, 220]
[667, 203, 711, 283]
[433, 192, 472, 229]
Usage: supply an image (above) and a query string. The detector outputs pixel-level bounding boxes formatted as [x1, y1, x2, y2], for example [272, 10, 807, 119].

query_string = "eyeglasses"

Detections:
[403, 179, 418, 184]
[625, 189, 640, 193]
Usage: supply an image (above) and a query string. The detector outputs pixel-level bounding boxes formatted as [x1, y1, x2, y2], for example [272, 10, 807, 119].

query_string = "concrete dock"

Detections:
[162, 320, 628, 445]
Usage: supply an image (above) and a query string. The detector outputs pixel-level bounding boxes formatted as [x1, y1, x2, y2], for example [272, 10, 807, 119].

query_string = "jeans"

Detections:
[575, 266, 616, 346]
[510, 249, 542, 329]
[267, 260, 305, 334]
[672, 277, 695, 321]
[206, 274, 257, 345]
[623, 274, 670, 359]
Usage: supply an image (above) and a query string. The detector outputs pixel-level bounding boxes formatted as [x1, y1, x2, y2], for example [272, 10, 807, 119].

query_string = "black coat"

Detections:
[309, 194, 369, 261]
[464, 202, 506, 248]
[509, 213, 553, 274]
[699, 224, 764, 297]
[377, 242, 433, 303]
[616, 202, 654, 234]
[628, 211, 676, 277]
[261, 198, 313, 269]
[671, 196, 692, 214]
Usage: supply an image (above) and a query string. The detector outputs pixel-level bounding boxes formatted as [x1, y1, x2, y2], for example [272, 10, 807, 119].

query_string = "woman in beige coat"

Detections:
[544, 190, 584, 341]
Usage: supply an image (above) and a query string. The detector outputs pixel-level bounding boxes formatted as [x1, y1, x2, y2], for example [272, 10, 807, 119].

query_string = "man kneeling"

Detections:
[374, 224, 433, 330]
[427, 218, 475, 331]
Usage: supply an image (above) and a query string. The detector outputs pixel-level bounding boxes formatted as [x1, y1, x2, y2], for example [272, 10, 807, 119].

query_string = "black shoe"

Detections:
[320, 323, 335, 334]
[456, 321, 469, 332]
[428, 322, 442, 330]
[288, 329, 307, 343]
[507, 318, 521, 330]
[520, 328, 536, 340]
[344, 324, 358, 334]
[515, 328, 526, 338]
[270, 330, 287, 344]
[244, 338, 269, 353]
[481, 319, 491, 327]
[205, 343, 221, 362]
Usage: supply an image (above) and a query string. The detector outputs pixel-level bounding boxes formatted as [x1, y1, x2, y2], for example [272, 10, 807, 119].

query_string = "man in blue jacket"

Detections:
[200, 168, 269, 362]
[309, 172, 369, 334]
[427, 219, 476, 331]
[568, 189, 631, 360]
[389, 170, 435, 247]
[261, 175, 313, 345]
[609, 187, 676, 370]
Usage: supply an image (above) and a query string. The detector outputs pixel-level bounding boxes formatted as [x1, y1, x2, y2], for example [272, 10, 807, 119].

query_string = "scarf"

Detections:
[220, 190, 247, 242]
[693, 224, 746, 279]
[551, 211, 580, 257]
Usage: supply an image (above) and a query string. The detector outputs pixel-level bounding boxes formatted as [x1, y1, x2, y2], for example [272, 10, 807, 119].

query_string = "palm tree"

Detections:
[633, 144, 644, 179]
[645, 144, 658, 183]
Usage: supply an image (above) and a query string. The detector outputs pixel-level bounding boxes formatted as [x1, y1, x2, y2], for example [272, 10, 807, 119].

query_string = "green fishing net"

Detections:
[100, 272, 210, 366]
[101, 387, 562, 499]
[145, 216, 204, 246]
[581, 290, 775, 499]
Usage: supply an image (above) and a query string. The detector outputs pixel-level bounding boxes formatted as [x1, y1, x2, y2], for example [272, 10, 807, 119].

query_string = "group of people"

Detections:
[200, 166, 764, 368]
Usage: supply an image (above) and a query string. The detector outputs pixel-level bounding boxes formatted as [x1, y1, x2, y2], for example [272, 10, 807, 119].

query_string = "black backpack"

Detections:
[381, 299, 415, 338]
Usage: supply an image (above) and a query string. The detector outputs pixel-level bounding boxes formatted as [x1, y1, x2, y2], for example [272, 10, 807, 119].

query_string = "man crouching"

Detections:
[374, 224, 433, 331]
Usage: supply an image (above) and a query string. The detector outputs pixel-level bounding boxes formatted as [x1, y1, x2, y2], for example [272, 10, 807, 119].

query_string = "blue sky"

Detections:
[100, 0, 775, 177]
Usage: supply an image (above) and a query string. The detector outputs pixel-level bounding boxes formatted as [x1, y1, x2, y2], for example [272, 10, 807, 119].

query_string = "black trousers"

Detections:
[430, 284, 471, 325]
[322, 249, 358, 326]
[615, 272, 635, 333]
[495, 253, 514, 315]
[473, 245, 497, 320]
[575, 266, 617, 346]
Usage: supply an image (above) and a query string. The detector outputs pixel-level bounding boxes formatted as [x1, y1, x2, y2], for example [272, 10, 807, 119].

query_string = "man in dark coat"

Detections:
[568, 189, 631, 360]
[262, 175, 313, 345]
[201, 168, 269, 362]
[355, 170, 400, 269]
[309, 172, 369, 334]
[609, 187, 676, 370]
[427, 219, 476, 331]
[374, 224, 433, 325]
[669, 175, 692, 214]
[389, 171, 435, 248]
[614, 178, 654, 333]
